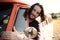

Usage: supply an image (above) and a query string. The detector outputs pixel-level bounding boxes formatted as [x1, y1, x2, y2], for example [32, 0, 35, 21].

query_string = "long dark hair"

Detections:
[23, 3, 45, 22]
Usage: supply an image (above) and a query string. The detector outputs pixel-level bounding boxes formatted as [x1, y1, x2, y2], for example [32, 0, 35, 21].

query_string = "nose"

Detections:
[33, 12, 37, 17]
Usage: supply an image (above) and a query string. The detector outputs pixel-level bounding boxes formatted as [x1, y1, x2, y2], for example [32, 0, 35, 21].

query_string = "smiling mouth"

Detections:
[31, 15, 35, 18]
[31, 14, 36, 18]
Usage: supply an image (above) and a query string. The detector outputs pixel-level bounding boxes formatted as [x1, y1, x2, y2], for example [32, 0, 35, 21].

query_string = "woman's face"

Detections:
[30, 5, 41, 20]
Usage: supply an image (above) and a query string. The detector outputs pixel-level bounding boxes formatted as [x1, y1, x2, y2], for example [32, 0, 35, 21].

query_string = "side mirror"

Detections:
[24, 27, 37, 39]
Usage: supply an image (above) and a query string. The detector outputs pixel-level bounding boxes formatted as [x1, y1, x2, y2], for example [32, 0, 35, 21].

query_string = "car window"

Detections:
[14, 8, 27, 32]
[0, 3, 13, 31]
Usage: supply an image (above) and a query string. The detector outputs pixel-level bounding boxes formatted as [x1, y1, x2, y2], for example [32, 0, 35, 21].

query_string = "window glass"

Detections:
[0, 3, 13, 31]
[14, 8, 26, 32]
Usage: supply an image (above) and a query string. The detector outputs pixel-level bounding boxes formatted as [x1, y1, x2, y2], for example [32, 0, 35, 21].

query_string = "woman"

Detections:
[23, 3, 47, 40]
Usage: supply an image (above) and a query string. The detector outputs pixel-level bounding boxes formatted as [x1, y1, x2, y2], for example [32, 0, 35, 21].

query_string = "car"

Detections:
[0, 0, 30, 40]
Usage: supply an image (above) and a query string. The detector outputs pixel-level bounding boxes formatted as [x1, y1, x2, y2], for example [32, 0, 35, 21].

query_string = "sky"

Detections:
[20, 0, 60, 14]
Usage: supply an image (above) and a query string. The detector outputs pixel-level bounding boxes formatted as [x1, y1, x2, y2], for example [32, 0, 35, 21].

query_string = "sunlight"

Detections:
[20, 0, 60, 13]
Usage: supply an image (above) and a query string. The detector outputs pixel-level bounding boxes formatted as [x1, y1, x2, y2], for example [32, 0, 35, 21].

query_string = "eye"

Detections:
[33, 9, 36, 12]
[37, 12, 40, 15]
